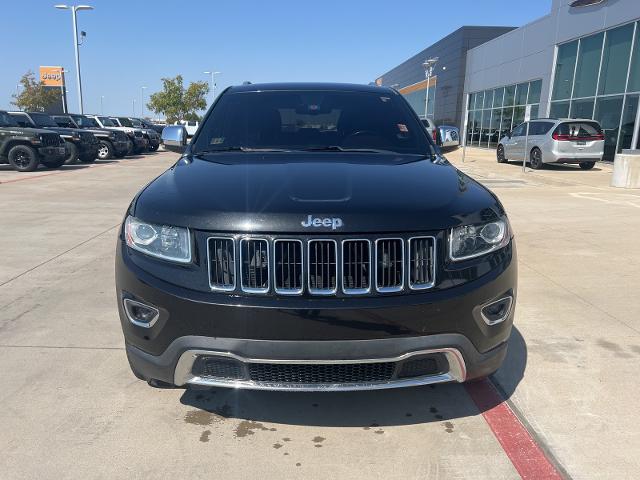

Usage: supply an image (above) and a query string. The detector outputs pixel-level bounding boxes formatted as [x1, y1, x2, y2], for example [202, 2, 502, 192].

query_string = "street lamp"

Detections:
[203, 71, 221, 103]
[141, 86, 147, 117]
[55, 4, 93, 114]
[422, 57, 439, 120]
[100, 95, 105, 115]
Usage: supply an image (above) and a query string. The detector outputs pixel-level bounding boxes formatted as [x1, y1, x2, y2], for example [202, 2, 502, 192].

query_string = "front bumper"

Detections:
[78, 142, 99, 158]
[37, 145, 66, 159]
[134, 137, 148, 149]
[116, 238, 517, 390]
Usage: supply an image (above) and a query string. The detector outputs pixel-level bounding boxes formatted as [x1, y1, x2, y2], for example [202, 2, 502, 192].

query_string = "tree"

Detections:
[147, 75, 209, 123]
[11, 71, 60, 112]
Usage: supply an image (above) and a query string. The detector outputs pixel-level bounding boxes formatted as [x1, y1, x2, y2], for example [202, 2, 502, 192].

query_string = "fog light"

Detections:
[123, 298, 159, 328]
[481, 296, 513, 325]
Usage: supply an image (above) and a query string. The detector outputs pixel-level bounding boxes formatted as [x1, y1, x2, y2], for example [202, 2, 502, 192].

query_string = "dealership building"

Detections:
[376, 0, 640, 161]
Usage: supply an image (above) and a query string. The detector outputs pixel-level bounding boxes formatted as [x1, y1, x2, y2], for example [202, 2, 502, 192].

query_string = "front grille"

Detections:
[41, 133, 59, 147]
[208, 237, 235, 291]
[192, 357, 244, 380]
[248, 362, 395, 384]
[376, 239, 404, 292]
[274, 240, 303, 294]
[342, 239, 371, 294]
[115, 131, 127, 142]
[206, 235, 436, 296]
[240, 238, 269, 293]
[308, 240, 337, 294]
[409, 237, 436, 289]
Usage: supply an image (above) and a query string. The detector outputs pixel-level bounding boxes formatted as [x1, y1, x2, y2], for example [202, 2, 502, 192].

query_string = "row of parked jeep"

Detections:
[0, 110, 164, 172]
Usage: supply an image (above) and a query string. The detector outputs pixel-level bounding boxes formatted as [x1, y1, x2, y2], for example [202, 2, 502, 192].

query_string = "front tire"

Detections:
[579, 161, 595, 170]
[8, 144, 39, 172]
[64, 141, 79, 164]
[78, 154, 96, 164]
[497, 144, 507, 163]
[148, 144, 159, 152]
[530, 147, 544, 170]
[97, 140, 114, 160]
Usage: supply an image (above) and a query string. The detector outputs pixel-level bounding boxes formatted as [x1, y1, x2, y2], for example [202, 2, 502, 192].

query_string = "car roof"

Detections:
[227, 82, 395, 94]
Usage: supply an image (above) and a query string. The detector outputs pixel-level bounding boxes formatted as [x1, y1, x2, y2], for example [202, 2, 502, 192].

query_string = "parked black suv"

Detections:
[9, 111, 98, 164]
[116, 83, 517, 391]
[0, 110, 66, 171]
[114, 117, 160, 152]
[53, 114, 129, 160]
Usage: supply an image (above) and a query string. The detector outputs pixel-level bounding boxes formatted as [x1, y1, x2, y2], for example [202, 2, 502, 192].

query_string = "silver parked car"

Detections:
[497, 118, 604, 170]
[420, 118, 460, 149]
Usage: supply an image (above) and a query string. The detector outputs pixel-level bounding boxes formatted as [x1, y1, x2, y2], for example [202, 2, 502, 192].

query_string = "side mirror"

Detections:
[161, 125, 188, 153]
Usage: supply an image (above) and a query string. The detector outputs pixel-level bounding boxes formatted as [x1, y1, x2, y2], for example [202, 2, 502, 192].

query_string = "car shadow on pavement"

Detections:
[179, 327, 526, 427]
[502, 161, 603, 172]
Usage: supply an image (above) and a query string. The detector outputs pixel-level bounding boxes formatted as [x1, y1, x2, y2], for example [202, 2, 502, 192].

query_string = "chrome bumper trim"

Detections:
[173, 347, 467, 391]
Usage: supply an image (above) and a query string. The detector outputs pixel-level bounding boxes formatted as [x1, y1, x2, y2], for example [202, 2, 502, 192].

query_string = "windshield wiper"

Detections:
[300, 146, 397, 154]
[195, 146, 291, 154]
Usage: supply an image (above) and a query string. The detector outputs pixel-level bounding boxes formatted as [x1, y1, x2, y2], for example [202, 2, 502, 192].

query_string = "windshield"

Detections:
[0, 111, 19, 127]
[192, 90, 433, 156]
[118, 117, 133, 127]
[53, 116, 77, 128]
[98, 116, 116, 127]
[72, 115, 98, 128]
[130, 119, 143, 128]
[30, 113, 59, 127]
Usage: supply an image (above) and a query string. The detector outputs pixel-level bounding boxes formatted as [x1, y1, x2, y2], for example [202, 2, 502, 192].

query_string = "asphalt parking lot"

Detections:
[1, 149, 639, 479]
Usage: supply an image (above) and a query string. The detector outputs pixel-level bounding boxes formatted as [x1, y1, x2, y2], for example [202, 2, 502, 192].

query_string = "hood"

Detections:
[1, 126, 56, 136]
[41, 126, 85, 136]
[132, 153, 503, 233]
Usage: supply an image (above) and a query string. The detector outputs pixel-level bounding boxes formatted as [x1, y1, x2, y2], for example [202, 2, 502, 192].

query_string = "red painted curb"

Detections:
[465, 379, 564, 480]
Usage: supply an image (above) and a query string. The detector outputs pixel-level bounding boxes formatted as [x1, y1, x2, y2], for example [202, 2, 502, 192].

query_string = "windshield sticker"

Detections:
[210, 137, 224, 145]
[397, 124, 408, 132]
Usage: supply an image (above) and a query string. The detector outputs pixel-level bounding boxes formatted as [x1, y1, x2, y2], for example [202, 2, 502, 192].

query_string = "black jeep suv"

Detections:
[116, 83, 517, 391]
[53, 114, 129, 160]
[9, 111, 98, 164]
[0, 110, 66, 171]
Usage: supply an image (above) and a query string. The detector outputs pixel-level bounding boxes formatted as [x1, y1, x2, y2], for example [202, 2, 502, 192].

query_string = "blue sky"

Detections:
[2, 0, 552, 116]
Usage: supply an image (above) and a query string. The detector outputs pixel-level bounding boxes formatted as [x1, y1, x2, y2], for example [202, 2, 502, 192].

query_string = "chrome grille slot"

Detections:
[240, 238, 269, 293]
[207, 237, 236, 291]
[342, 239, 371, 294]
[274, 239, 303, 295]
[308, 240, 337, 295]
[375, 238, 404, 292]
[409, 236, 436, 289]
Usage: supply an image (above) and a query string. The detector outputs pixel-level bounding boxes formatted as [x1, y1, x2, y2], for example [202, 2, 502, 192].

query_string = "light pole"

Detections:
[55, 4, 93, 114]
[141, 86, 147, 118]
[203, 71, 221, 103]
[422, 57, 439, 120]
[100, 95, 104, 115]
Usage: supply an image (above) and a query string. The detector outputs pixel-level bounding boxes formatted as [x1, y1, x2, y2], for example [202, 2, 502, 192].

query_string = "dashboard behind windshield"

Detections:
[192, 90, 433, 156]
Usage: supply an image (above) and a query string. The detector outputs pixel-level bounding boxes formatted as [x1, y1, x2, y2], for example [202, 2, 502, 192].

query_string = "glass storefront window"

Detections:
[504, 85, 516, 107]
[618, 95, 638, 152]
[628, 23, 640, 93]
[489, 108, 502, 147]
[598, 23, 634, 95]
[501, 106, 514, 136]
[594, 95, 624, 161]
[513, 106, 526, 128]
[549, 101, 570, 119]
[492, 88, 504, 108]
[515, 83, 529, 106]
[483, 90, 493, 109]
[480, 109, 491, 146]
[528, 80, 542, 104]
[573, 32, 604, 98]
[570, 98, 595, 119]
[530, 104, 540, 120]
[552, 40, 578, 100]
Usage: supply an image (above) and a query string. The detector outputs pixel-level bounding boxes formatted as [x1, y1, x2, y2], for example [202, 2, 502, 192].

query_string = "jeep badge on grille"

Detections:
[301, 215, 344, 230]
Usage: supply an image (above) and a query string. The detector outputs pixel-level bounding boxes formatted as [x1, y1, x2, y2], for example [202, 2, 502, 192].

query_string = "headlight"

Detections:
[125, 216, 191, 263]
[449, 218, 510, 261]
